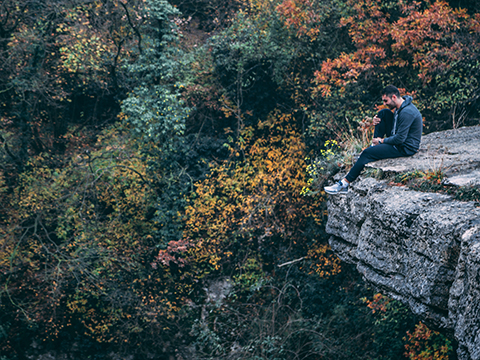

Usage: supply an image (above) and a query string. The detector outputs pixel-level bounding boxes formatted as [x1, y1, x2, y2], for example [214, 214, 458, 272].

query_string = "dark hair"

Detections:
[382, 85, 400, 97]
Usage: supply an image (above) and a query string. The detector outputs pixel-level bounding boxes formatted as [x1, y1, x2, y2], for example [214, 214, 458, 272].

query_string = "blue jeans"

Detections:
[345, 143, 412, 183]
[345, 109, 416, 183]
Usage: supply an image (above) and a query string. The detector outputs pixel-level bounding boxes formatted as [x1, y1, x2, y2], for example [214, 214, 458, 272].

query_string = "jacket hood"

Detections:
[399, 95, 413, 110]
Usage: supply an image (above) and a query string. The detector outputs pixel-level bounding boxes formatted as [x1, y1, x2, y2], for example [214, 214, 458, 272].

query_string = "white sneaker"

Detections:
[324, 181, 348, 195]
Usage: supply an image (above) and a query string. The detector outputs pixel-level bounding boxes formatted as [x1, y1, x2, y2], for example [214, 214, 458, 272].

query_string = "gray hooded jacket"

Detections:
[383, 95, 422, 155]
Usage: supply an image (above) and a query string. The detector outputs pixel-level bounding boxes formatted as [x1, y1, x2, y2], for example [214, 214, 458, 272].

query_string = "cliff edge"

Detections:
[326, 125, 480, 360]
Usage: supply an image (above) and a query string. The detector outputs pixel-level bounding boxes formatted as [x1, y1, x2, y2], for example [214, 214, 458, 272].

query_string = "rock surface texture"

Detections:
[326, 126, 480, 360]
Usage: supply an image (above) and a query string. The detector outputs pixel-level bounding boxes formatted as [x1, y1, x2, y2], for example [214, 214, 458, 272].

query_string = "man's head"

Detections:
[381, 85, 403, 110]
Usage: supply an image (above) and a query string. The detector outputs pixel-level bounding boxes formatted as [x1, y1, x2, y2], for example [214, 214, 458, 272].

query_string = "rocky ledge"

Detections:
[326, 125, 480, 360]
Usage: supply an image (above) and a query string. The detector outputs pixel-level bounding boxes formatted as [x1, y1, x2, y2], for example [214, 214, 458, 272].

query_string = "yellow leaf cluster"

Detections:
[181, 110, 339, 278]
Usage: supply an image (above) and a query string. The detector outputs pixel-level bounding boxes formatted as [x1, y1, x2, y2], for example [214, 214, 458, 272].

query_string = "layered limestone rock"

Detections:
[325, 125, 480, 360]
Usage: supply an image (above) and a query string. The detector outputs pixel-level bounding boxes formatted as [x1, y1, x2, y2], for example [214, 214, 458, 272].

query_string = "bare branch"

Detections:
[277, 257, 305, 268]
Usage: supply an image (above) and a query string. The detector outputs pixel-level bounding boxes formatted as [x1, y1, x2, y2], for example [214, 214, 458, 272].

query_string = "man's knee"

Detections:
[360, 143, 401, 162]
[360, 145, 376, 159]
[356, 147, 376, 166]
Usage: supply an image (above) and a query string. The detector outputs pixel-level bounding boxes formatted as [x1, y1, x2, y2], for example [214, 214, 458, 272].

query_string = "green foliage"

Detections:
[1, 0, 195, 357]
[423, 60, 480, 130]
[301, 140, 342, 195]
[232, 256, 265, 292]
[0, 125, 198, 358]
[192, 266, 421, 360]
[170, 0, 244, 31]
[210, 8, 292, 84]
[120, 0, 194, 246]
[127, 0, 184, 82]
[364, 293, 418, 359]
[0, 0, 146, 166]
[208, 7, 296, 125]
[122, 86, 188, 148]
[454, 186, 480, 203]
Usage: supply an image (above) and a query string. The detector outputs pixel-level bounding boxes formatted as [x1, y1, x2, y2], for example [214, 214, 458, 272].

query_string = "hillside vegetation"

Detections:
[1, 0, 479, 358]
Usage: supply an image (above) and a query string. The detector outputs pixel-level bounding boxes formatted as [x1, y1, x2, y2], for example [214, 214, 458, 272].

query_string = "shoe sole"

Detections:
[324, 189, 348, 195]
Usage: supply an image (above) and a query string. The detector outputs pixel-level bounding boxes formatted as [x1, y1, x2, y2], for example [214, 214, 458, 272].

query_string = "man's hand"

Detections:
[372, 137, 382, 146]
[372, 115, 381, 126]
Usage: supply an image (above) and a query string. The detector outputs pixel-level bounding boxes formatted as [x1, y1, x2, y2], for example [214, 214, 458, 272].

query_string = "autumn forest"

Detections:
[1, 0, 479, 359]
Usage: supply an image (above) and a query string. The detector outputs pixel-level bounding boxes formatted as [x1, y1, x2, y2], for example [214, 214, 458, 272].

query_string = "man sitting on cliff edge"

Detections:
[325, 85, 423, 194]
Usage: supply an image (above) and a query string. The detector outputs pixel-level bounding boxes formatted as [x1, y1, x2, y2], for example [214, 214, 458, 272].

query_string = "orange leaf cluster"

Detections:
[276, 0, 321, 40]
[154, 239, 191, 267]
[314, 46, 386, 97]
[366, 293, 390, 313]
[314, 0, 480, 95]
[170, 110, 339, 278]
[404, 322, 452, 360]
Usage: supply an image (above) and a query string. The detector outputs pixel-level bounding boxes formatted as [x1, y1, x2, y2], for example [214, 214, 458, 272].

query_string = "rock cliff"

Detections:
[326, 125, 480, 360]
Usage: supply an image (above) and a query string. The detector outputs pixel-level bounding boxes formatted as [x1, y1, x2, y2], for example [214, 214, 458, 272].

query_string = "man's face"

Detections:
[382, 94, 397, 110]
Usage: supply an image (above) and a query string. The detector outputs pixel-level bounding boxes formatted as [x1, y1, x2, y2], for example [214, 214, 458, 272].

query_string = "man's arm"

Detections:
[383, 111, 418, 146]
